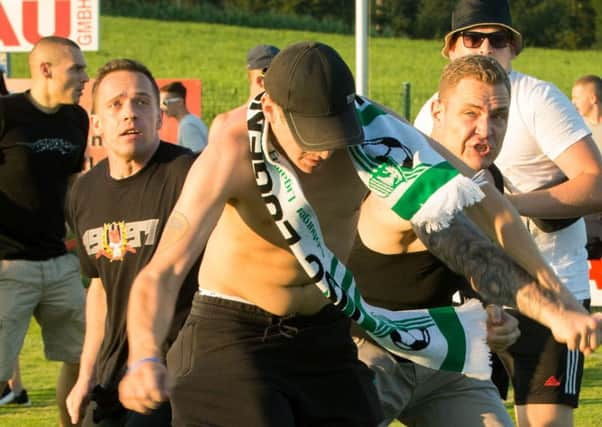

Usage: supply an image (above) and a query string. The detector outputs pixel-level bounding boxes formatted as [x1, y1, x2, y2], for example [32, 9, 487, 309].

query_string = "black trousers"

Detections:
[167, 293, 383, 427]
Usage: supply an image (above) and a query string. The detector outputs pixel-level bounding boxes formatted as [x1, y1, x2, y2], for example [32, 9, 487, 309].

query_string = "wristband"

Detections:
[127, 356, 163, 373]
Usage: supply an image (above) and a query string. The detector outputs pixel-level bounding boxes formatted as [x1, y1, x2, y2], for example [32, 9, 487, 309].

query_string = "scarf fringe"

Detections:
[411, 174, 485, 233]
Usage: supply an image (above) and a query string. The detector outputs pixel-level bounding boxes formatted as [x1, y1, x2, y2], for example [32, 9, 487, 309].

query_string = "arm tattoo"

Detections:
[160, 210, 190, 248]
[413, 212, 563, 318]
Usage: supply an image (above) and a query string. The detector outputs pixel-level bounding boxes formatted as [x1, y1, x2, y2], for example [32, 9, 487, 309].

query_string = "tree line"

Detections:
[105, 0, 602, 49]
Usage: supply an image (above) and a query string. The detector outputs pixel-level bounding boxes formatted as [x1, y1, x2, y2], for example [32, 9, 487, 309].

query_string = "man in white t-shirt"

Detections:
[572, 75, 602, 149]
[160, 81, 208, 153]
[572, 76, 602, 263]
[414, 1, 602, 426]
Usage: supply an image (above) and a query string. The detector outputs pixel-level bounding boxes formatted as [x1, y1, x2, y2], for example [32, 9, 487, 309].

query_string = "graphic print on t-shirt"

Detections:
[81, 219, 159, 262]
[16, 138, 80, 155]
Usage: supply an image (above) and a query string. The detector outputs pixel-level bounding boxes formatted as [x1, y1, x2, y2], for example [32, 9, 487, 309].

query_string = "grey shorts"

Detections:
[0, 254, 85, 380]
[354, 337, 513, 427]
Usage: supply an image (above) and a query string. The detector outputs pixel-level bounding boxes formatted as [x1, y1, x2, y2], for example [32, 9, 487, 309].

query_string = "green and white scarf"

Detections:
[247, 95, 491, 379]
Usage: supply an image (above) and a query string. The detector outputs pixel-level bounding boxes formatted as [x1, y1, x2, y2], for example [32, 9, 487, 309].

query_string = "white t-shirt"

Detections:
[588, 121, 602, 152]
[414, 71, 592, 299]
[179, 113, 208, 153]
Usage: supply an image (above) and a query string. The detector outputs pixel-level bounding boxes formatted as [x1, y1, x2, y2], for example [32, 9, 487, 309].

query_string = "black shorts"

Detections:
[505, 299, 590, 408]
[82, 386, 171, 427]
[167, 293, 383, 427]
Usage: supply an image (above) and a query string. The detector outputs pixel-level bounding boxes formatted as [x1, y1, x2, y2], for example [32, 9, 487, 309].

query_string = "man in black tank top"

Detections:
[350, 55, 519, 427]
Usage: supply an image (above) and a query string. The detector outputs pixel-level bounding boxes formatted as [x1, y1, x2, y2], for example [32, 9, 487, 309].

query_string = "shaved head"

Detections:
[29, 37, 80, 76]
[27, 36, 88, 109]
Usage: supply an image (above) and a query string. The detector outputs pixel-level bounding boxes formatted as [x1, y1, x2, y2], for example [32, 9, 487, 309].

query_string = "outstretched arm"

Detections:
[372, 101, 559, 288]
[426, 135, 561, 290]
[412, 212, 602, 354]
[119, 117, 248, 414]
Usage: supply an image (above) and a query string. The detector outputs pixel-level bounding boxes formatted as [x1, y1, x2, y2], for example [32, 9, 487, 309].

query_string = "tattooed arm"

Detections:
[413, 212, 602, 354]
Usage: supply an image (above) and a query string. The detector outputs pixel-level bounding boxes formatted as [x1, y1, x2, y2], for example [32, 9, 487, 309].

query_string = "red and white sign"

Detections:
[0, 0, 99, 52]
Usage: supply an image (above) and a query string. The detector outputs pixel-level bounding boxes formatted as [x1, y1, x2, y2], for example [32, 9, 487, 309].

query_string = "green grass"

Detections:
[0, 321, 61, 426]
[5, 16, 602, 124]
[3, 322, 602, 426]
[2, 14, 602, 426]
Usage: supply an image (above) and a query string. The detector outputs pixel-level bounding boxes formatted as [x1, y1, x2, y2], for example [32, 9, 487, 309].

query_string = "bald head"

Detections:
[28, 36, 88, 110]
[29, 37, 79, 75]
[572, 75, 602, 123]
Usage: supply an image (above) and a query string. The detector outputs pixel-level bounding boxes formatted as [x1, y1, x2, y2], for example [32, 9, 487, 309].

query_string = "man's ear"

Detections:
[261, 93, 275, 122]
[256, 74, 265, 90]
[40, 62, 52, 78]
[589, 91, 598, 106]
[91, 114, 103, 136]
[510, 47, 518, 61]
[156, 109, 163, 131]
[431, 98, 444, 123]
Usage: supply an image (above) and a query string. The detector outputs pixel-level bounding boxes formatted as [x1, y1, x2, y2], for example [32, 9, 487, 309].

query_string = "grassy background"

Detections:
[1, 322, 601, 426]
[1, 14, 601, 426]
[5, 16, 602, 124]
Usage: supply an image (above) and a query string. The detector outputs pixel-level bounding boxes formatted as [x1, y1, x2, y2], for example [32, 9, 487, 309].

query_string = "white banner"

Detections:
[0, 0, 99, 52]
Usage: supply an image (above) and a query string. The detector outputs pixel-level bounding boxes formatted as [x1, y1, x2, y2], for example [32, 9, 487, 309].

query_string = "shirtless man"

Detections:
[118, 41, 602, 426]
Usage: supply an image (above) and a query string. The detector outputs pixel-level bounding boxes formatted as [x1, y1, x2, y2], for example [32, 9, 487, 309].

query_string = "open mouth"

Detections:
[120, 129, 142, 136]
[473, 142, 491, 156]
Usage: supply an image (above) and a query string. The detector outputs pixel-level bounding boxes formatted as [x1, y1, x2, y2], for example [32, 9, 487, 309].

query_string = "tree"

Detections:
[512, 0, 596, 49]
[412, 0, 454, 39]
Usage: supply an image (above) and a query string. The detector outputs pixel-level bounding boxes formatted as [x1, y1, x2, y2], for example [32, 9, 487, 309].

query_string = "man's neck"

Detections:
[26, 88, 62, 113]
[174, 108, 189, 122]
[107, 141, 160, 180]
[585, 107, 602, 125]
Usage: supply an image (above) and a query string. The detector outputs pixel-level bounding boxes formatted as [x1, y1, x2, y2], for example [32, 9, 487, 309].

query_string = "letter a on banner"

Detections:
[0, 0, 99, 52]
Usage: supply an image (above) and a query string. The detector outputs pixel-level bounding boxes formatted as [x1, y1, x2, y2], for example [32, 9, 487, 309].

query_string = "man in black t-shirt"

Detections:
[0, 36, 89, 426]
[66, 59, 199, 427]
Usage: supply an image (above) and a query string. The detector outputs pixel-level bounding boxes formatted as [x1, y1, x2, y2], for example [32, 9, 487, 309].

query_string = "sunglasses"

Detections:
[459, 30, 512, 49]
[162, 97, 181, 107]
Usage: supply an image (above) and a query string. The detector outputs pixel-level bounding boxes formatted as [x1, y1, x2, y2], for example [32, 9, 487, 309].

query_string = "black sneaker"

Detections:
[0, 386, 31, 406]
[0, 385, 14, 405]
[12, 389, 31, 405]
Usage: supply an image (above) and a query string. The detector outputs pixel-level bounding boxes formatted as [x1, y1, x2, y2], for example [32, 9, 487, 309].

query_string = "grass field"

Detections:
[5, 15, 602, 124]
[2, 14, 601, 426]
[1, 321, 601, 426]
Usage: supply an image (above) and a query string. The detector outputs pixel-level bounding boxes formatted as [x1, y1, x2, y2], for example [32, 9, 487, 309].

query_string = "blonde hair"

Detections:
[574, 75, 602, 103]
[439, 55, 510, 101]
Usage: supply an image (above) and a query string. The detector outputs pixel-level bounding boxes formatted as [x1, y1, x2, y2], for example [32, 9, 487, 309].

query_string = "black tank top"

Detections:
[349, 164, 504, 338]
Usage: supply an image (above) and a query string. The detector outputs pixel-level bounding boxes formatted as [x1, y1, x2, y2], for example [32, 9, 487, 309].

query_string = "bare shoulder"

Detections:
[186, 105, 254, 200]
[209, 105, 247, 144]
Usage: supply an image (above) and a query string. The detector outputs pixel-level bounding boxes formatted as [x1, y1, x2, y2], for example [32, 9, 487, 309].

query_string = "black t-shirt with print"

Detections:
[68, 142, 199, 391]
[0, 92, 88, 260]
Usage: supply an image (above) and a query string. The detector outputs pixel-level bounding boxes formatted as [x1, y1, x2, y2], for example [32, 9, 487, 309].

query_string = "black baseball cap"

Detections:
[247, 44, 280, 70]
[263, 41, 363, 151]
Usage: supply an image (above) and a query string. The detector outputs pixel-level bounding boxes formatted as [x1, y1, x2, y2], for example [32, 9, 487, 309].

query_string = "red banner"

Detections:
[0, 0, 100, 52]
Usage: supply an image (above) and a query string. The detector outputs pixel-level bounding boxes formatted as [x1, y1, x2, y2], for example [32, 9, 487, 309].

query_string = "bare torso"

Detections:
[200, 108, 367, 315]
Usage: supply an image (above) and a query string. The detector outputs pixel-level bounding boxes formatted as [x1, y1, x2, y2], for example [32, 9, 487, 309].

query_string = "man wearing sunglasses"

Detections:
[159, 81, 208, 153]
[415, 1, 602, 426]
